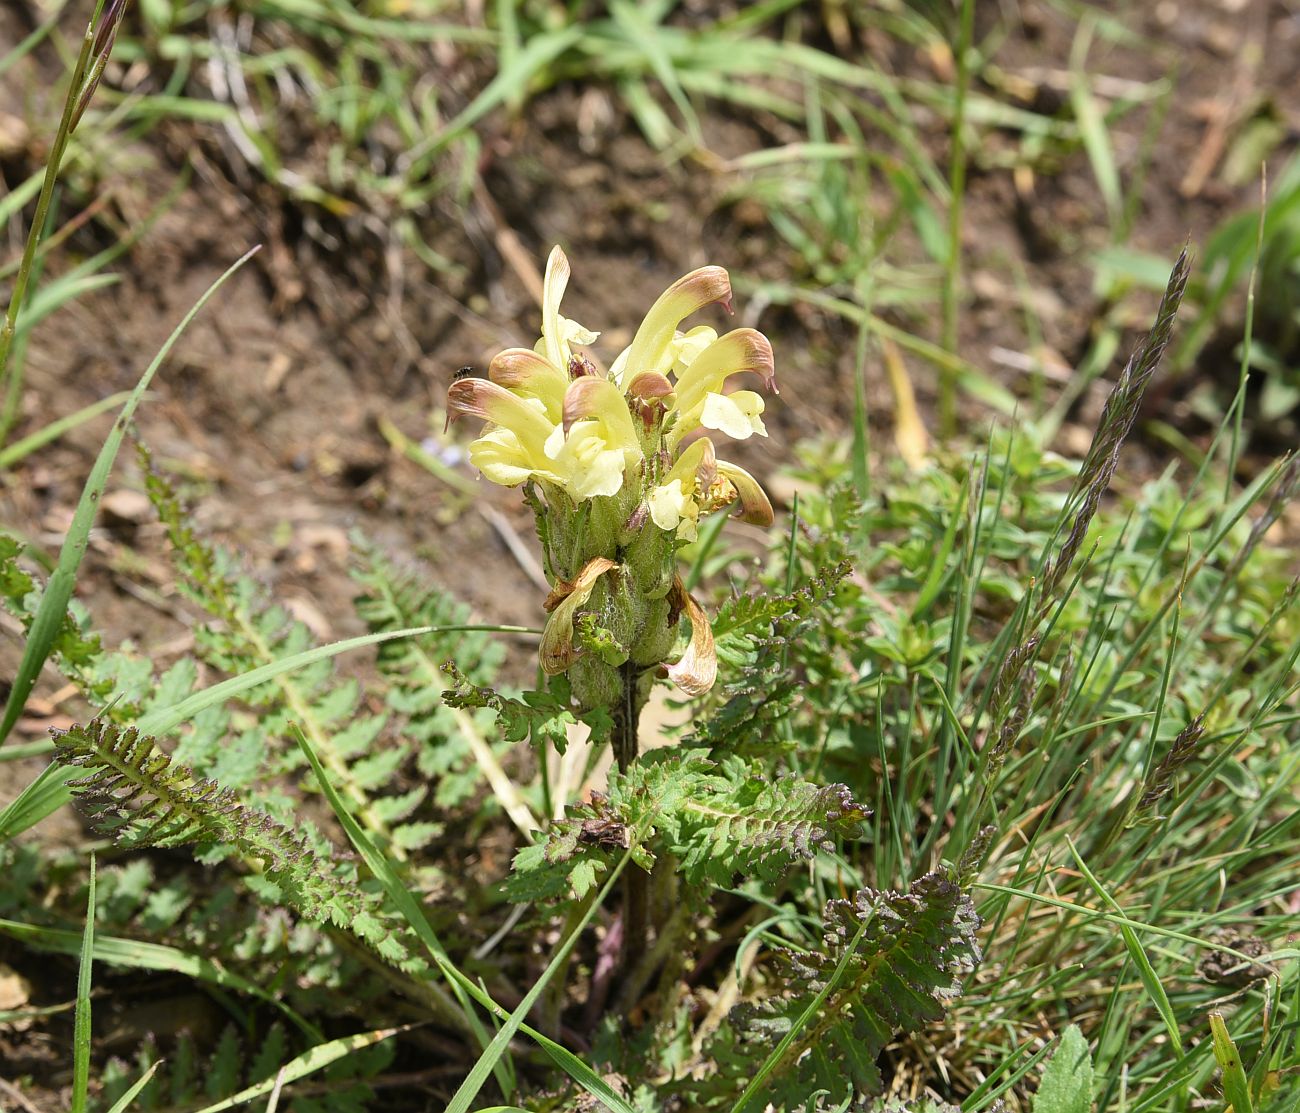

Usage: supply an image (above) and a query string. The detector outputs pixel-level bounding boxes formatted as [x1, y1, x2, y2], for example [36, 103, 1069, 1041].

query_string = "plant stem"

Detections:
[940, 0, 975, 437]
[615, 859, 687, 1015]
[612, 660, 648, 968]
[613, 660, 640, 773]
[0, 3, 103, 446]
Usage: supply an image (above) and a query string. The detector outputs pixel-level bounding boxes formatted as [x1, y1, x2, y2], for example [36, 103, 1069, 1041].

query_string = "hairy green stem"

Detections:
[613, 660, 648, 970]
[612, 660, 640, 774]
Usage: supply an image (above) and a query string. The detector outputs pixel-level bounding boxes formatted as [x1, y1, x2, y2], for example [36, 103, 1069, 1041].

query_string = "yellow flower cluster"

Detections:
[446, 247, 775, 541]
[445, 246, 777, 703]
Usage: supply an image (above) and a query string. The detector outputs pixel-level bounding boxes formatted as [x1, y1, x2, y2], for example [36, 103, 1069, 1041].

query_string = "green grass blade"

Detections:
[0, 193, 56, 442]
[1226, 174, 1268, 498]
[1209, 1012, 1254, 1113]
[913, 477, 966, 618]
[0, 246, 258, 746]
[0, 760, 82, 840]
[0, 5, 61, 76]
[1067, 840, 1184, 1058]
[14, 272, 120, 339]
[190, 1026, 407, 1113]
[139, 623, 535, 738]
[0, 733, 51, 759]
[0, 390, 134, 469]
[729, 918, 871, 1113]
[291, 722, 509, 1092]
[0, 623, 536, 839]
[0, 0, 110, 406]
[378, 414, 481, 496]
[1069, 18, 1122, 226]
[71, 852, 96, 1113]
[0, 171, 43, 226]
[0, 916, 321, 1039]
[939, 0, 975, 434]
[291, 725, 636, 1113]
[609, 0, 699, 142]
[972, 883, 1274, 963]
[850, 317, 871, 501]
[444, 848, 631, 1113]
[412, 26, 583, 161]
[103, 1061, 163, 1113]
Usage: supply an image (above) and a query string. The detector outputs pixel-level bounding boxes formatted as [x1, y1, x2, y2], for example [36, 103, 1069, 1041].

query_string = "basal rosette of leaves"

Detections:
[446, 246, 777, 712]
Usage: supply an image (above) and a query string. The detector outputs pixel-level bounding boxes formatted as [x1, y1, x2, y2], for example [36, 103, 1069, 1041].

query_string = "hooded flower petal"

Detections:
[562, 377, 639, 445]
[540, 557, 617, 675]
[673, 328, 775, 417]
[560, 378, 643, 493]
[538, 246, 598, 372]
[611, 266, 732, 385]
[648, 479, 691, 534]
[539, 246, 572, 371]
[665, 576, 716, 696]
[625, 372, 674, 403]
[488, 347, 568, 414]
[647, 437, 715, 538]
[715, 459, 774, 527]
[664, 435, 717, 486]
[669, 325, 719, 374]
[545, 423, 627, 499]
[467, 427, 564, 488]
[447, 378, 556, 456]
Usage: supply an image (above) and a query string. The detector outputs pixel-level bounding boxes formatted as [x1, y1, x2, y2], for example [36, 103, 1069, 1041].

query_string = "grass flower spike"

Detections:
[447, 246, 777, 714]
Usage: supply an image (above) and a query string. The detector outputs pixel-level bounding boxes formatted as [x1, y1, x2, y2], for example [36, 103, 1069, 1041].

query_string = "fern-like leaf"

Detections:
[141, 450, 406, 853]
[0, 534, 105, 690]
[692, 561, 851, 753]
[507, 750, 870, 900]
[441, 663, 578, 756]
[351, 539, 511, 814]
[702, 870, 981, 1108]
[53, 720, 416, 964]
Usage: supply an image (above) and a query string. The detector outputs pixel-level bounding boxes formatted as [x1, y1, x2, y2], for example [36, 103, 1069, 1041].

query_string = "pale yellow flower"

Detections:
[447, 246, 776, 536]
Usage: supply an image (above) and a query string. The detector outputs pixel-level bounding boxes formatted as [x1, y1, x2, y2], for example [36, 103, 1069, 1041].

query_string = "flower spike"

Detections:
[444, 245, 775, 709]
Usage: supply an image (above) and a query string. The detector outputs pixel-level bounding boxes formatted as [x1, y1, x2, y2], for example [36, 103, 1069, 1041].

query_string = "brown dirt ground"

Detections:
[0, 0, 1298, 1105]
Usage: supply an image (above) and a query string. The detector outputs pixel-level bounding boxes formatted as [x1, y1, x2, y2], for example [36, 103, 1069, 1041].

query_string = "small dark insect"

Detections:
[453, 366, 478, 382]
